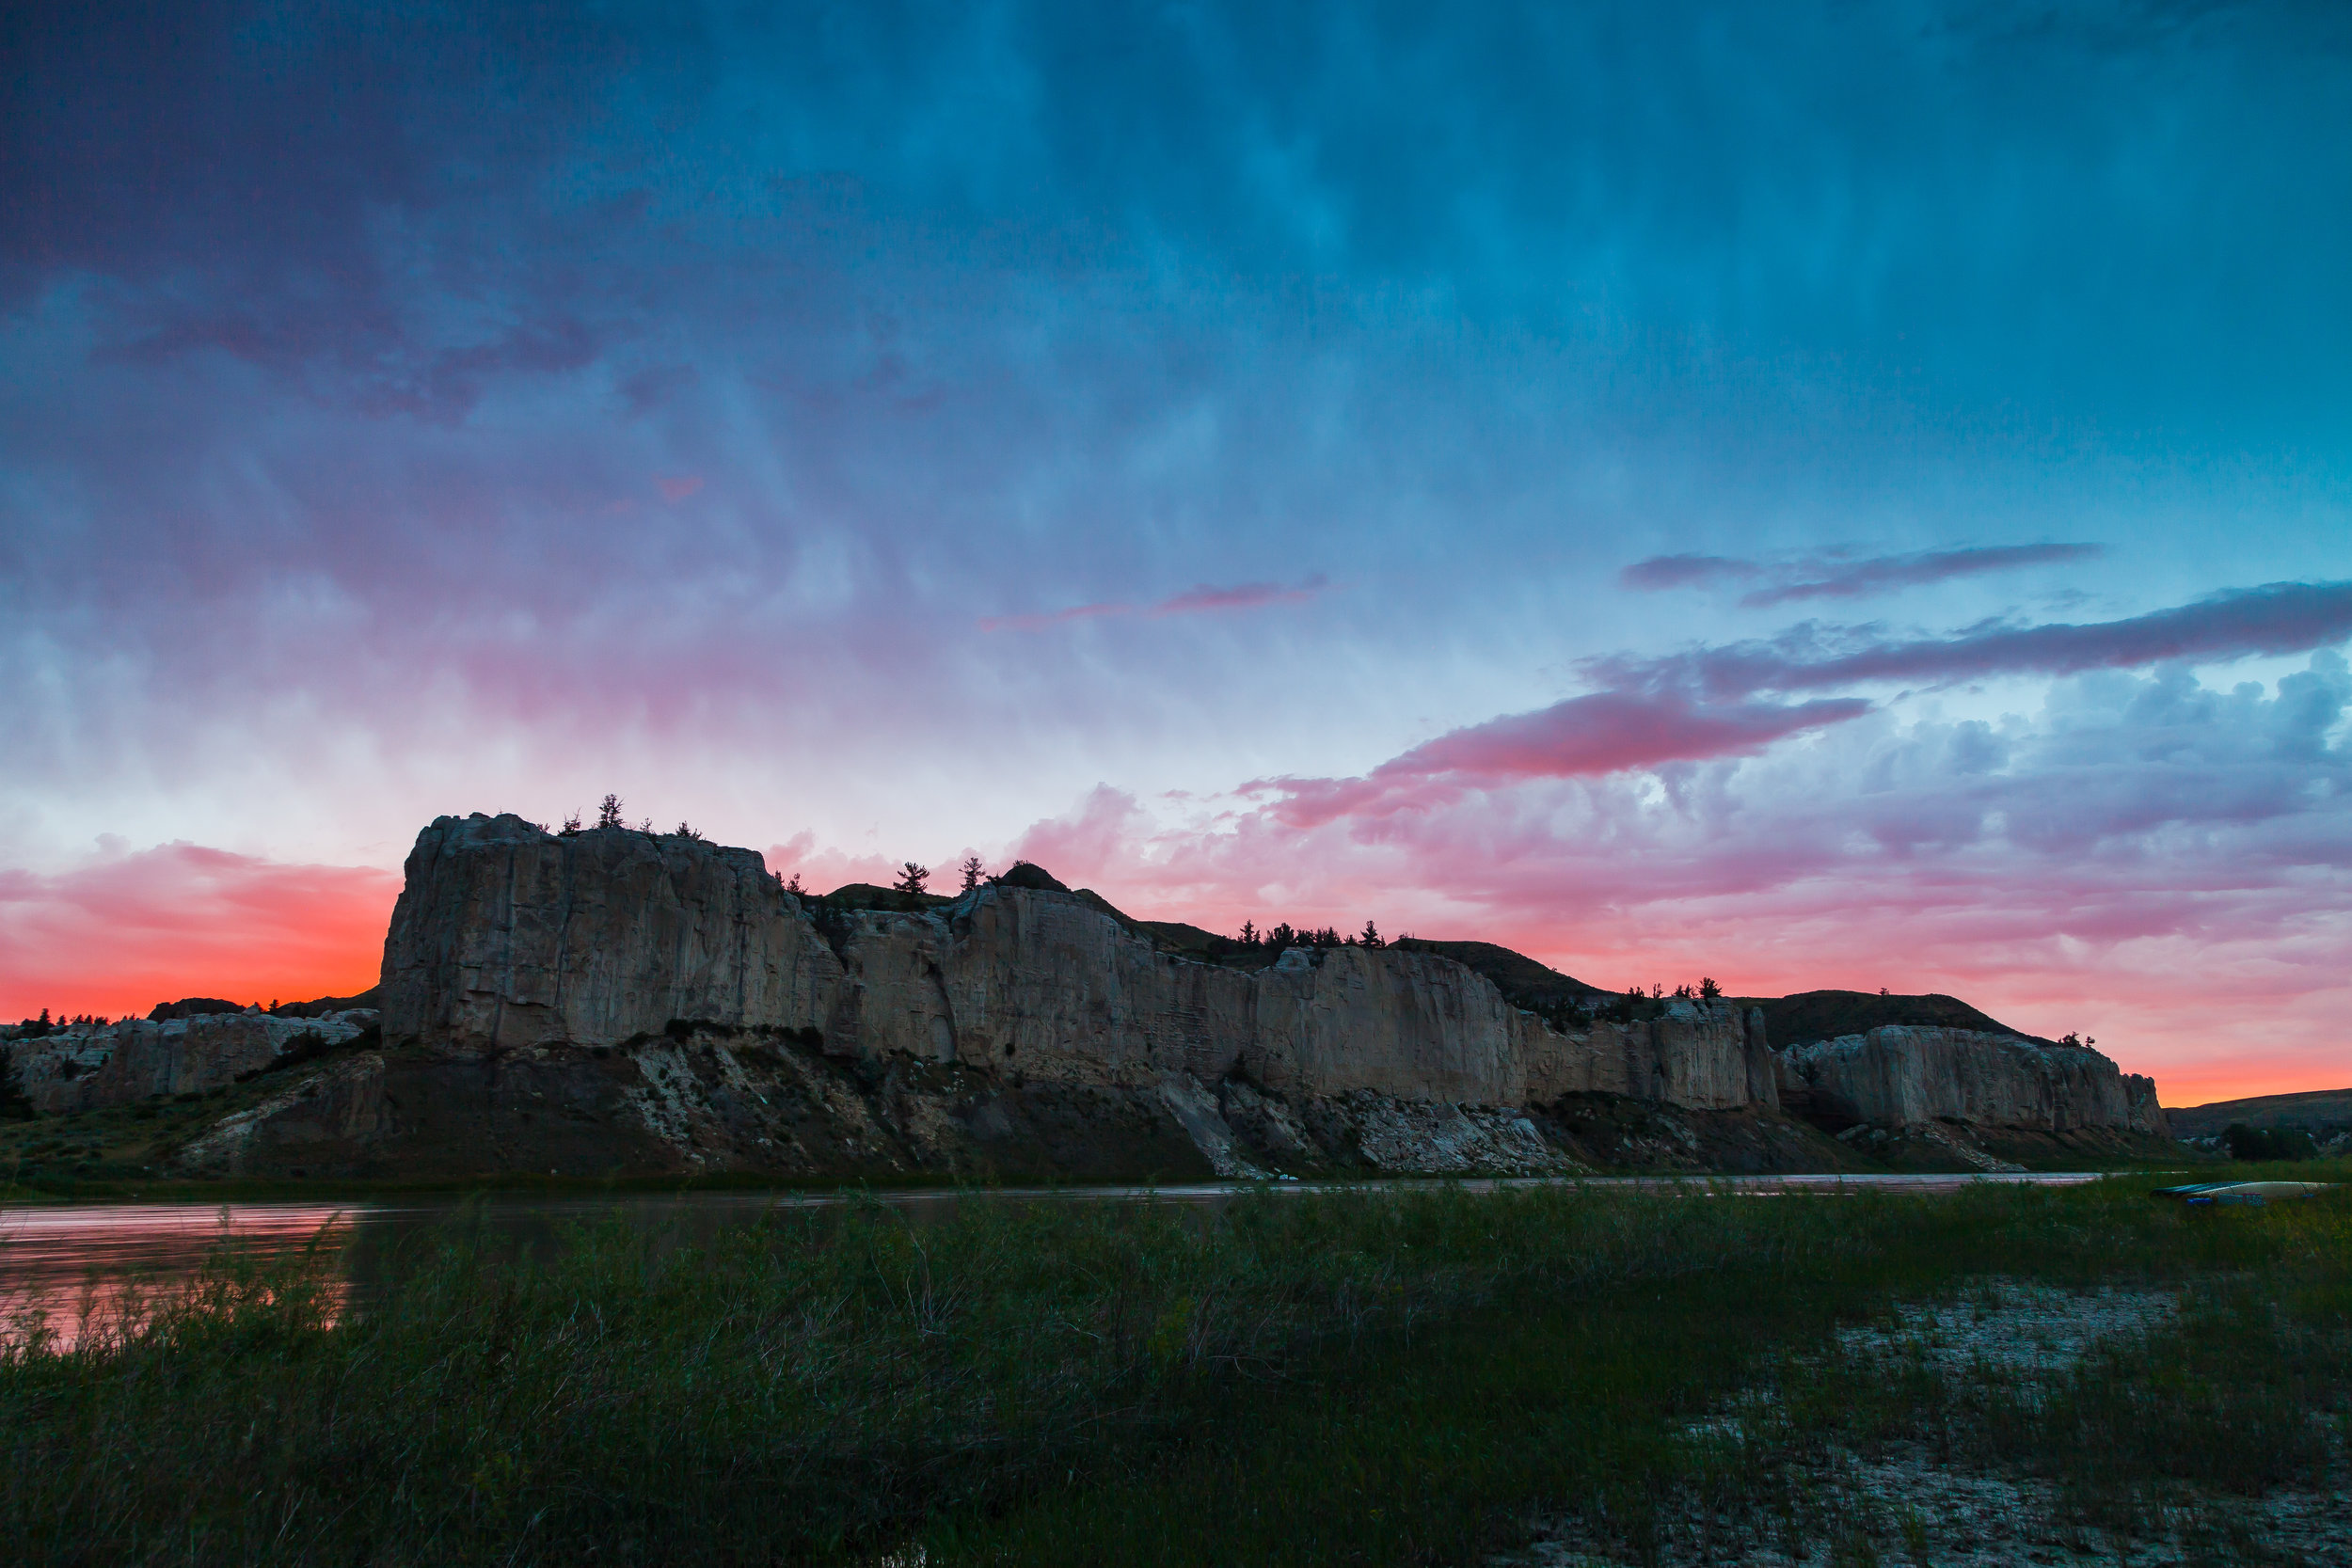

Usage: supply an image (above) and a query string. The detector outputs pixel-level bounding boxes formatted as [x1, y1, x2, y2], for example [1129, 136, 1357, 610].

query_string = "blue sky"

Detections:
[3, 0, 2347, 1097]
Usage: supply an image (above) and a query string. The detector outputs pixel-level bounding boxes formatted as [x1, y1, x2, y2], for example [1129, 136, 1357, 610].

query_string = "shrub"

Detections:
[2223, 1122, 2318, 1162]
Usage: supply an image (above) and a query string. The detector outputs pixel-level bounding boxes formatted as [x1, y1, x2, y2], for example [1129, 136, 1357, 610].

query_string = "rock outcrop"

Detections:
[8, 1009, 379, 1117]
[16, 811, 2166, 1181]
[331, 813, 1775, 1179]
[1776, 1026, 2170, 1140]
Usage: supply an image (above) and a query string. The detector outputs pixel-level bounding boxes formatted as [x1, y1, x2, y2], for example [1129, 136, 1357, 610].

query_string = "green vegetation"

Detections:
[2225, 1121, 2320, 1162]
[3, 1166, 2345, 1565]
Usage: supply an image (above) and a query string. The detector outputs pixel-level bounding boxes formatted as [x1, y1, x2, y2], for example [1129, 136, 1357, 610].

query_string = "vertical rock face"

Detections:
[1776, 1026, 2164, 1135]
[1250, 944, 1524, 1102]
[130, 813, 2158, 1180]
[2122, 1074, 2170, 1139]
[376, 818, 1772, 1119]
[379, 815, 841, 1052]
[1518, 1000, 1771, 1112]
[913, 889, 1257, 1085]
[336, 814, 1777, 1178]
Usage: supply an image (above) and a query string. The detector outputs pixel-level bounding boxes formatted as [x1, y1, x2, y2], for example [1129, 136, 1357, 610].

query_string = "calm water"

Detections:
[0, 1172, 2105, 1349]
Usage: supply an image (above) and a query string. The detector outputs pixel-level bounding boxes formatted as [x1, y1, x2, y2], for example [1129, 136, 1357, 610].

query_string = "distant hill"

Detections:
[1390, 940, 1598, 1012]
[820, 882, 955, 913]
[2167, 1088, 2352, 1140]
[1743, 990, 2042, 1049]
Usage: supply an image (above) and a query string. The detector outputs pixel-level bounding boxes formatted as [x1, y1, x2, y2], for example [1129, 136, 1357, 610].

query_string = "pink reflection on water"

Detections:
[0, 1203, 359, 1351]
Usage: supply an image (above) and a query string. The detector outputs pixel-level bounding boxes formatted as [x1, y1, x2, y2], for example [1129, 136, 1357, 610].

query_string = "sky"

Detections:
[2, 0, 2347, 1105]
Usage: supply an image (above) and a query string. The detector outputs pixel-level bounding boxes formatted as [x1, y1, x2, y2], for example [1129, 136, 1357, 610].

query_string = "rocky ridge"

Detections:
[184, 814, 1791, 1178]
[1773, 1024, 2170, 1170]
[8, 1009, 379, 1117]
[4, 814, 2176, 1180]
[1777, 1026, 2169, 1137]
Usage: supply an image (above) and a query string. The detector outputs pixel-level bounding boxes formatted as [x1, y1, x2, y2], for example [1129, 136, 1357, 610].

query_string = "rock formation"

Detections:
[9, 812, 2172, 1181]
[1776, 1026, 2171, 1142]
[319, 812, 1774, 1179]
[8, 1008, 378, 1117]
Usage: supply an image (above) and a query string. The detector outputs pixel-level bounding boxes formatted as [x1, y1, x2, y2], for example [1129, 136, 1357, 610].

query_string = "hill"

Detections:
[1744, 990, 2042, 1049]
[1389, 940, 1598, 1012]
[2166, 1088, 2352, 1140]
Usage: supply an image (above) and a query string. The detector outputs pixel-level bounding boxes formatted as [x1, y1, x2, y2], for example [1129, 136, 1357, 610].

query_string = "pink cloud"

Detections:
[656, 473, 705, 500]
[760, 832, 903, 893]
[990, 657, 2350, 1105]
[1254, 691, 1871, 828]
[0, 846, 400, 1020]
[978, 576, 1328, 632]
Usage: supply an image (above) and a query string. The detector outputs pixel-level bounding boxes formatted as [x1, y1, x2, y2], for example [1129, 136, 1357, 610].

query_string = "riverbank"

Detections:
[0, 1139, 2205, 1208]
[3, 1165, 2344, 1565]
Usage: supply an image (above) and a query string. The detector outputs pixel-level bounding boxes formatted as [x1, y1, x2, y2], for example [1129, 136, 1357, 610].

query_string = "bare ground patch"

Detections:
[1499, 1279, 2351, 1568]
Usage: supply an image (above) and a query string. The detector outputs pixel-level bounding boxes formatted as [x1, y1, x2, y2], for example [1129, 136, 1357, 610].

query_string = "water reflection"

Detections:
[0, 1171, 2104, 1350]
[0, 1202, 361, 1349]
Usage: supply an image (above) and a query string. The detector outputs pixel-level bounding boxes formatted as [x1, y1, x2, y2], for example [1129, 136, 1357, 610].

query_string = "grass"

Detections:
[2, 1163, 2345, 1566]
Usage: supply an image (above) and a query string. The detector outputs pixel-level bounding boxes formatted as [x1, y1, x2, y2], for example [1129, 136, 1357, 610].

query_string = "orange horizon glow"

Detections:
[0, 846, 397, 1024]
[4, 839, 2341, 1112]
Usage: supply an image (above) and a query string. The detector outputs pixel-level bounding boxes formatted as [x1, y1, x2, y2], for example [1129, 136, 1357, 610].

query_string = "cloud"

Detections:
[1001, 653, 2352, 1102]
[1598, 580, 2352, 700]
[1621, 544, 2104, 605]
[0, 845, 399, 1019]
[2, 0, 2348, 1114]
[1619, 554, 1761, 591]
[103, 308, 602, 424]
[1254, 692, 1872, 827]
[978, 577, 1329, 633]
[1138, 579, 2352, 837]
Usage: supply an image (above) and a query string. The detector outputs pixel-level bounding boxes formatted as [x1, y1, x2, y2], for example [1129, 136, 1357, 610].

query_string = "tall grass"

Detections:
[3, 1167, 2344, 1566]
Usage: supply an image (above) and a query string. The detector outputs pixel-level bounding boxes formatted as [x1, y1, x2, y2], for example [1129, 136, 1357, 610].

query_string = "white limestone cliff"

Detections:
[1776, 1025, 2170, 1138]
[376, 814, 1765, 1117]
[8, 1009, 378, 1117]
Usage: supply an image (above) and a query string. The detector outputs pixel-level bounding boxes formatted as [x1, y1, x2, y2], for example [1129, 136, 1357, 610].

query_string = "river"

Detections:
[0, 1171, 2107, 1349]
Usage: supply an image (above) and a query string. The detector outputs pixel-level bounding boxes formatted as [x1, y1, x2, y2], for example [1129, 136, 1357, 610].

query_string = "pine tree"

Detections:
[960, 854, 985, 894]
[894, 862, 930, 895]
[1699, 976, 1722, 1000]
[0, 1041, 30, 1120]
[1359, 920, 1383, 949]
[596, 794, 624, 829]
[1240, 920, 1257, 946]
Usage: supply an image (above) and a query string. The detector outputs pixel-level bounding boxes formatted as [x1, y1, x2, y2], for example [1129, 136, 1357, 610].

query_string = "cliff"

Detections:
[1777, 1026, 2170, 1140]
[8, 1008, 378, 1117]
[7, 812, 2171, 1182]
[318, 813, 1776, 1179]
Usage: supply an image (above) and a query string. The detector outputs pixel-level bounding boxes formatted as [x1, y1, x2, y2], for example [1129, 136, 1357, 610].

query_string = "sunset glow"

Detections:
[4, 3, 2347, 1108]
